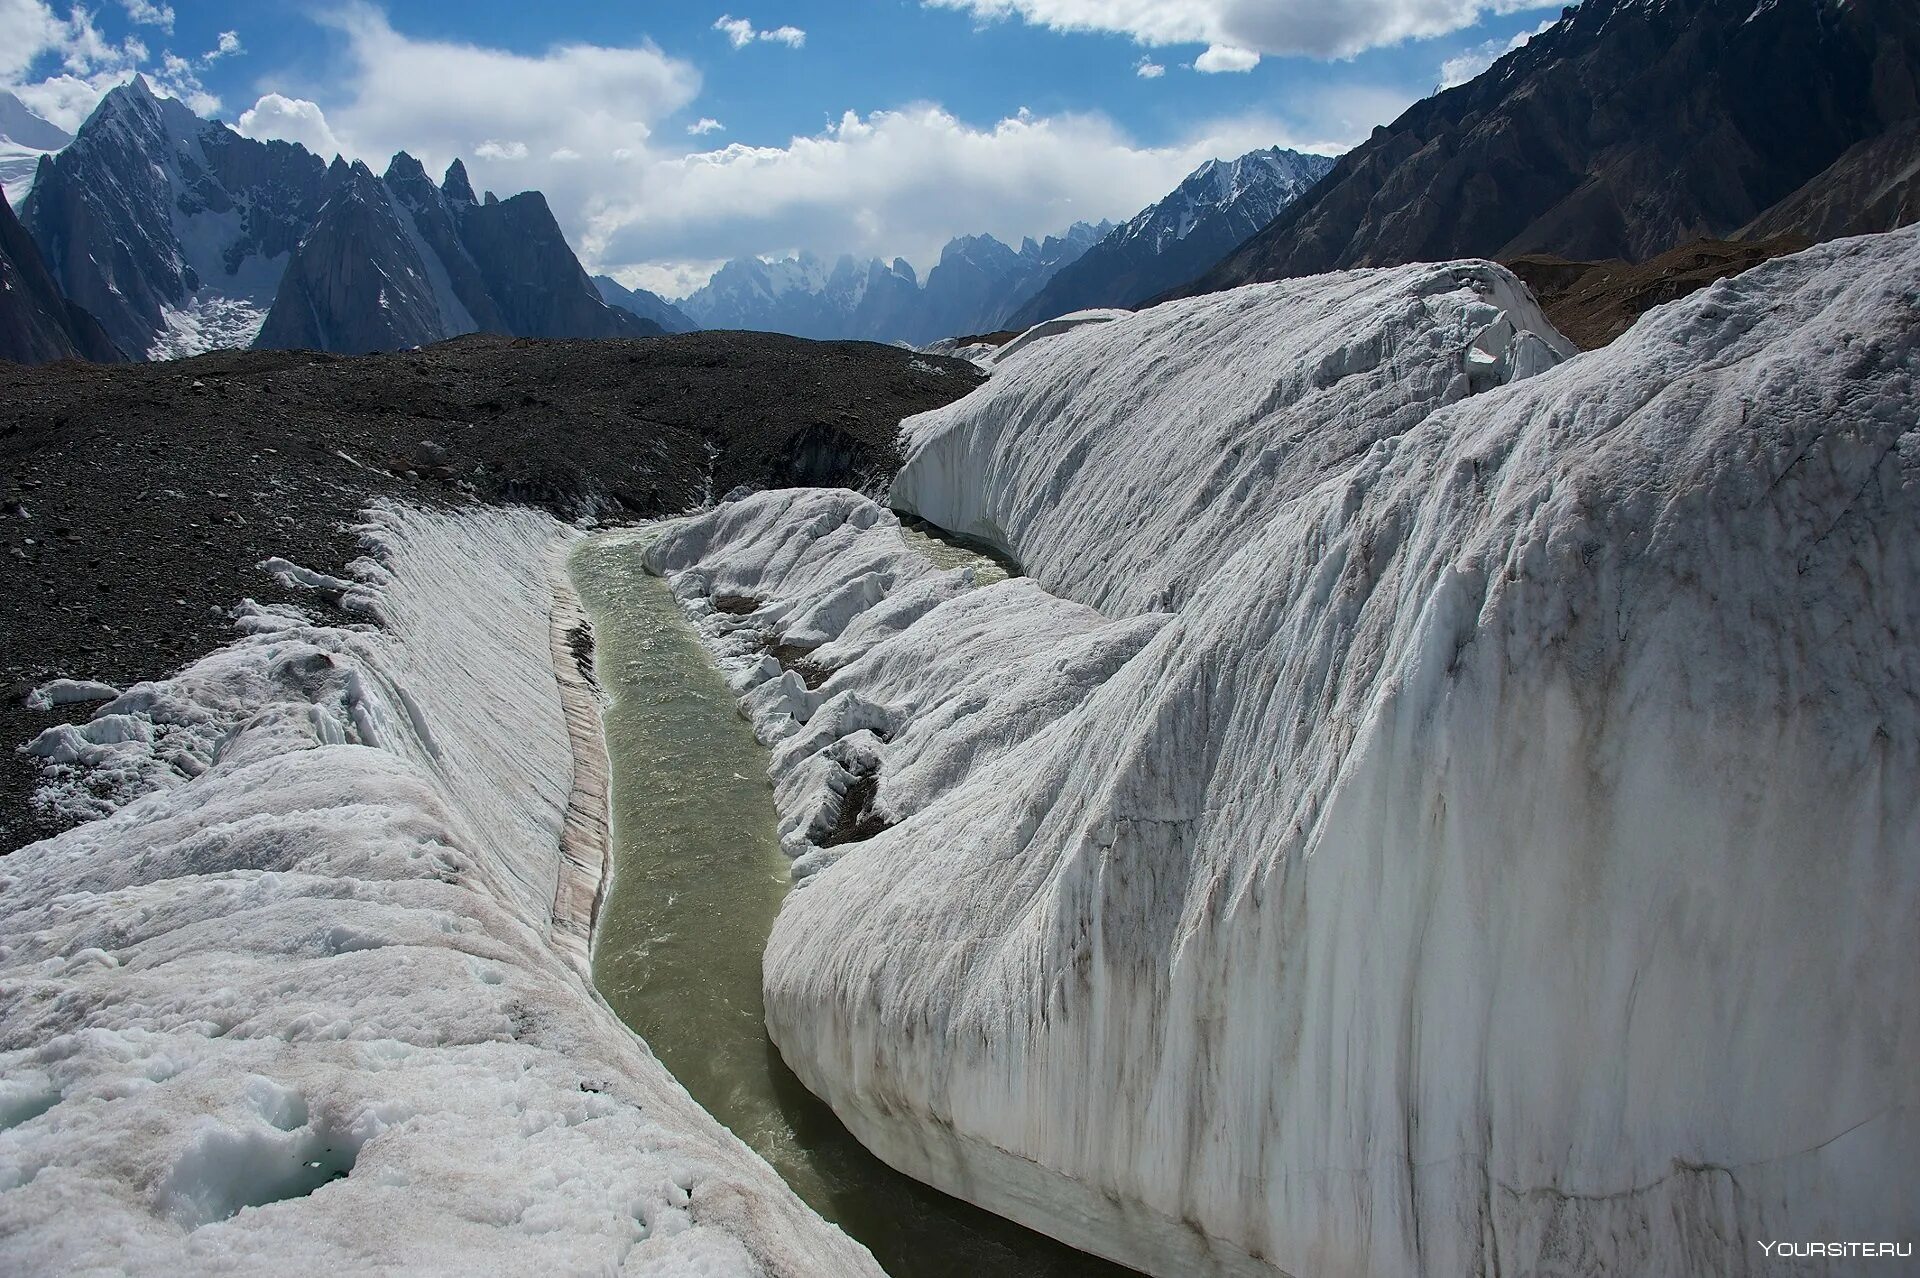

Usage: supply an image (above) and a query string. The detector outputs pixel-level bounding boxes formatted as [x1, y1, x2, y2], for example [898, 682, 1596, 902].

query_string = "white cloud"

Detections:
[714, 15, 806, 49]
[1437, 17, 1554, 88]
[0, 0, 66, 80]
[687, 116, 725, 135]
[286, 5, 698, 172]
[0, 0, 179, 126]
[1134, 56, 1164, 78]
[591, 104, 1322, 292]
[1193, 44, 1258, 73]
[223, 8, 1392, 298]
[119, 0, 173, 31]
[925, 0, 1561, 60]
[236, 92, 343, 156]
[1, 0, 244, 126]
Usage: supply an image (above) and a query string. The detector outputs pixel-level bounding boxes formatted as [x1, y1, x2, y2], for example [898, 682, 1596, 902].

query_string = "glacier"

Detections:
[644, 229, 1920, 1275]
[0, 504, 878, 1275]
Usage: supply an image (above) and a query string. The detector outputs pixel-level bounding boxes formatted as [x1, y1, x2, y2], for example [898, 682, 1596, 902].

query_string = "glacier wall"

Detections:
[0, 504, 878, 1276]
[647, 237, 1920, 1275]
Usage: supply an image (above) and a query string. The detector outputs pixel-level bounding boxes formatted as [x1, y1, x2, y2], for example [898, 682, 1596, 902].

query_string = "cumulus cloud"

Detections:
[714, 15, 806, 49]
[118, 0, 172, 31]
[591, 104, 1317, 293]
[225, 7, 1393, 298]
[1, 0, 245, 126]
[0, 0, 185, 127]
[925, 0, 1560, 60]
[236, 92, 343, 156]
[1193, 44, 1258, 73]
[262, 4, 697, 182]
[1134, 57, 1164, 78]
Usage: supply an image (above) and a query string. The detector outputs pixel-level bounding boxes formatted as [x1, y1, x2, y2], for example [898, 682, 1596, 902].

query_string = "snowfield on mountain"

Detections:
[646, 228, 1920, 1276]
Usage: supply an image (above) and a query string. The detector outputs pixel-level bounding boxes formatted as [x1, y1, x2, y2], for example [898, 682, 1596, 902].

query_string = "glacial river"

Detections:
[572, 524, 1130, 1278]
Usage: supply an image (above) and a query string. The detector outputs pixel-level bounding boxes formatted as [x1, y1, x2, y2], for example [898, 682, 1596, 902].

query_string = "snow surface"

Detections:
[1, 503, 878, 1275]
[646, 233, 1920, 1275]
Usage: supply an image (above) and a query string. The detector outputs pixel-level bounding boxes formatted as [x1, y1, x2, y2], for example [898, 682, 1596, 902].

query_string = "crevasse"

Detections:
[646, 235, 1920, 1276]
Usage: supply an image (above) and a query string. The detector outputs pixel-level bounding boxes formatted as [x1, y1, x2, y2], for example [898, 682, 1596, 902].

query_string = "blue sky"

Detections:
[1, 1, 1564, 295]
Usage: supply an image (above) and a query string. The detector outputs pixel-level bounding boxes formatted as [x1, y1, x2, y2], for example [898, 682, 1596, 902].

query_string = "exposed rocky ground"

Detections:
[0, 330, 980, 849]
[1504, 235, 1809, 349]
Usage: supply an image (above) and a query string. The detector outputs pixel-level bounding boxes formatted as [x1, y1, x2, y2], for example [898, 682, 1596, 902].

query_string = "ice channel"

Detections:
[571, 525, 1129, 1278]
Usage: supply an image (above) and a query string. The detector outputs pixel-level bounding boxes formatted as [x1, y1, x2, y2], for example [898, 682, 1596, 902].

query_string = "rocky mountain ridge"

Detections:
[680, 220, 1112, 344]
[1179, 0, 1920, 295]
[1008, 147, 1332, 325]
[14, 77, 644, 360]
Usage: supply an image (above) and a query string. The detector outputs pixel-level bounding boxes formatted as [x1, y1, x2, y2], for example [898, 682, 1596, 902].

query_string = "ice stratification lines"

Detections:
[0, 504, 874, 1276]
[646, 229, 1920, 1276]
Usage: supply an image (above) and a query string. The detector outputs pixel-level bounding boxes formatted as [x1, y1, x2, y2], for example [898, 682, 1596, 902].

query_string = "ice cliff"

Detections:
[0, 504, 877, 1275]
[646, 233, 1920, 1275]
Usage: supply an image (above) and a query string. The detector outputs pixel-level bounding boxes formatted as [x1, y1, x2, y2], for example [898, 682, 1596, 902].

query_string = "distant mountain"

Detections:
[1006, 148, 1332, 326]
[593, 275, 698, 333]
[23, 76, 648, 360]
[257, 155, 653, 355]
[23, 77, 331, 358]
[0, 186, 123, 364]
[1178, 0, 1920, 296]
[679, 221, 1111, 344]
[915, 223, 1111, 342]
[0, 90, 70, 206]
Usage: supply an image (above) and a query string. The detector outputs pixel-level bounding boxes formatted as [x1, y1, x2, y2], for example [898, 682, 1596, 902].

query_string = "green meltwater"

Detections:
[572, 523, 1129, 1278]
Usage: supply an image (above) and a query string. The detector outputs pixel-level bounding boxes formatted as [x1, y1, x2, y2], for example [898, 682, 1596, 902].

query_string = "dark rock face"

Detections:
[23, 82, 651, 360]
[1179, 0, 1920, 295]
[1740, 117, 1920, 243]
[0, 187, 124, 364]
[253, 162, 454, 354]
[594, 275, 699, 333]
[256, 154, 649, 355]
[0, 330, 984, 848]
[1007, 148, 1332, 325]
[22, 77, 331, 358]
[452, 188, 648, 342]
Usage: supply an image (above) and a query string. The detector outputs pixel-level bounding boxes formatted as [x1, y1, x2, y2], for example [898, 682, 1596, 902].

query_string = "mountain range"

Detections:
[5, 0, 1918, 366]
[1180, 0, 1920, 296]
[593, 276, 698, 333]
[18, 76, 645, 359]
[1007, 147, 1331, 326]
[256, 154, 650, 353]
[678, 221, 1113, 345]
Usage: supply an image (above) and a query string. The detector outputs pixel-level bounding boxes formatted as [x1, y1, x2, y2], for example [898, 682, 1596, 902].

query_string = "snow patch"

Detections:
[147, 295, 270, 360]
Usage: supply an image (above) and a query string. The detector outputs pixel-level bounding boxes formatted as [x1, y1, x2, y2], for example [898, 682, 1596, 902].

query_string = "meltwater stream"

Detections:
[572, 526, 1132, 1278]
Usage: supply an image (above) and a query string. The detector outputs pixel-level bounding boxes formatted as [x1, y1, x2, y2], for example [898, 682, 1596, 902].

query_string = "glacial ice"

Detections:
[647, 236, 1920, 1275]
[0, 504, 878, 1275]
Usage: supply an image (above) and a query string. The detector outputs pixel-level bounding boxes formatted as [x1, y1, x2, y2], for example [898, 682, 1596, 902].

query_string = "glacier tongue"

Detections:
[648, 232, 1920, 1275]
[0, 503, 878, 1276]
